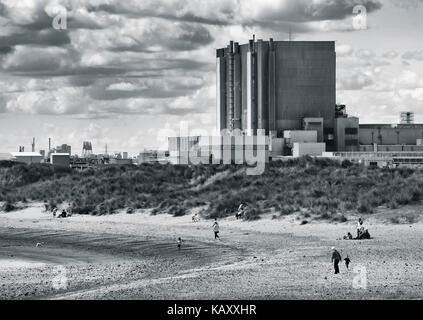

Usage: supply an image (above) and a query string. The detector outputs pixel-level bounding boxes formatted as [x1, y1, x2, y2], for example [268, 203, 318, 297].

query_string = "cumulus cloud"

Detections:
[0, 0, 385, 120]
[86, 0, 382, 26]
[381, 51, 398, 59]
[402, 50, 423, 61]
[338, 70, 374, 90]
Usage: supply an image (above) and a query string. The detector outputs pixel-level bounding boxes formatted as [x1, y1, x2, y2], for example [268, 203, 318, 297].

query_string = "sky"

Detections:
[1, 0, 423, 155]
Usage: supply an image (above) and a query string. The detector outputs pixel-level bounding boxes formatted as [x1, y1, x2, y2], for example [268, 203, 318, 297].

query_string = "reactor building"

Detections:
[216, 37, 336, 148]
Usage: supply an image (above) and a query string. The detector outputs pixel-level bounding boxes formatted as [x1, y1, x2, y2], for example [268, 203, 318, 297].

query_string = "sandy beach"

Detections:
[1, 203, 422, 299]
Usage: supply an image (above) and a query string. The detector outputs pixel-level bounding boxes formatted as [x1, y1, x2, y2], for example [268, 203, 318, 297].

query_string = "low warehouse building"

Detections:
[10, 152, 43, 164]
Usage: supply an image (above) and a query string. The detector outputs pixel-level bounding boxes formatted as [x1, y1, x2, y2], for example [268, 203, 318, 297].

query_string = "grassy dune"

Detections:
[1, 157, 423, 221]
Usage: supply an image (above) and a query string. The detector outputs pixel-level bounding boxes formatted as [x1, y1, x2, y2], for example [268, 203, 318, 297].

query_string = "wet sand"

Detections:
[0, 203, 422, 299]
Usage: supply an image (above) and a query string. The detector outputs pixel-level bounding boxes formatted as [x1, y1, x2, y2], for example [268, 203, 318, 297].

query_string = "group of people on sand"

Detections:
[342, 218, 371, 240]
[51, 207, 69, 218]
[332, 217, 372, 274]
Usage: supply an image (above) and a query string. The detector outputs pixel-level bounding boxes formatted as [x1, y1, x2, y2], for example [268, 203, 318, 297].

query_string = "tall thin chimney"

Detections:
[49, 138, 51, 151]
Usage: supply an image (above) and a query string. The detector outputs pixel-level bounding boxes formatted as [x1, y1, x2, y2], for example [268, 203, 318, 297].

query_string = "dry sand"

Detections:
[0, 203, 422, 299]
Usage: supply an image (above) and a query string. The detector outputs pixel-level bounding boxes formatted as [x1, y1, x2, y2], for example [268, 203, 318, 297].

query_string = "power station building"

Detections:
[168, 37, 423, 167]
[216, 38, 336, 149]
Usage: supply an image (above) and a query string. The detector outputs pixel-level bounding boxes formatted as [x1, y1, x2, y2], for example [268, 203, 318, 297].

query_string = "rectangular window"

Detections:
[345, 128, 358, 134]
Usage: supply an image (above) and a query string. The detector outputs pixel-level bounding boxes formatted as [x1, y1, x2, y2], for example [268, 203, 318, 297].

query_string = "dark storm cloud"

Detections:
[0, 94, 6, 112]
[0, 46, 13, 55]
[0, 29, 71, 47]
[86, 0, 382, 26]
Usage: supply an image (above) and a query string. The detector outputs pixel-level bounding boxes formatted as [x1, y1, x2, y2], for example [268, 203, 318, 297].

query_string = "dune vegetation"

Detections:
[1, 157, 423, 221]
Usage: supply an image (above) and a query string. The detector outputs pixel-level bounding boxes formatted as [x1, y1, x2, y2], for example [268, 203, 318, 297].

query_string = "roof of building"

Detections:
[51, 153, 70, 156]
[10, 152, 43, 157]
[0, 153, 15, 160]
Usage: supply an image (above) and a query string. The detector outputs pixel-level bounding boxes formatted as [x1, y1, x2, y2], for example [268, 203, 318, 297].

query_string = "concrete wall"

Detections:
[292, 142, 325, 157]
[360, 144, 423, 152]
[273, 42, 335, 132]
[13, 156, 43, 165]
[283, 130, 317, 143]
[50, 154, 70, 167]
[271, 138, 285, 157]
[359, 124, 423, 145]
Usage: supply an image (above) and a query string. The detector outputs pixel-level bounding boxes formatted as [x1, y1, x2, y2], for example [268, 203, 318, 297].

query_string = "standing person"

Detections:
[331, 247, 342, 274]
[177, 237, 182, 250]
[357, 218, 364, 238]
[212, 218, 220, 240]
[236, 204, 243, 220]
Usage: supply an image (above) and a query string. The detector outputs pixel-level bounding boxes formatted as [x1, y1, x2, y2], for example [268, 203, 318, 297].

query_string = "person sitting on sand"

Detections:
[192, 213, 199, 223]
[343, 232, 353, 240]
[331, 247, 342, 274]
[58, 209, 67, 218]
[177, 237, 182, 249]
[212, 219, 220, 240]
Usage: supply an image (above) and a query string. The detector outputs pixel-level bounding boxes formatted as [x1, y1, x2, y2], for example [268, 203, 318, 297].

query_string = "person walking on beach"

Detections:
[212, 218, 220, 240]
[177, 237, 182, 250]
[344, 255, 351, 269]
[331, 247, 342, 274]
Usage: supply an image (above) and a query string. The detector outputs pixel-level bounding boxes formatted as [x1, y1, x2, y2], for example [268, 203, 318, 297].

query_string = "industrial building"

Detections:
[9, 152, 43, 165]
[168, 136, 269, 165]
[216, 37, 336, 146]
[50, 153, 70, 167]
[137, 150, 169, 164]
[170, 37, 347, 164]
[167, 37, 423, 167]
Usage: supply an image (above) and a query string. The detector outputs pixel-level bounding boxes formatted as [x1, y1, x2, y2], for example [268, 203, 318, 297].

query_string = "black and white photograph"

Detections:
[0, 0, 423, 307]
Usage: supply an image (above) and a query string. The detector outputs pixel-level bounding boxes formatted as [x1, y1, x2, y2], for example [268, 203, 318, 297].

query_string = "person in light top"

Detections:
[357, 218, 364, 238]
[212, 218, 220, 240]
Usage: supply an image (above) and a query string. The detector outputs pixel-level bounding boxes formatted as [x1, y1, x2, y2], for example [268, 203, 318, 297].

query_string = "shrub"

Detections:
[280, 204, 295, 215]
[358, 198, 374, 213]
[332, 214, 348, 223]
[390, 217, 400, 224]
[242, 206, 261, 221]
[2, 201, 16, 212]
[168, 205, 186, 217]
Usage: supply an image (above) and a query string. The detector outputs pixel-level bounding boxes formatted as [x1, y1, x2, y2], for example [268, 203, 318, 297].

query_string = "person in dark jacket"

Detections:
[344, 255, 351, 269]
[331, 247, 342, 274]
